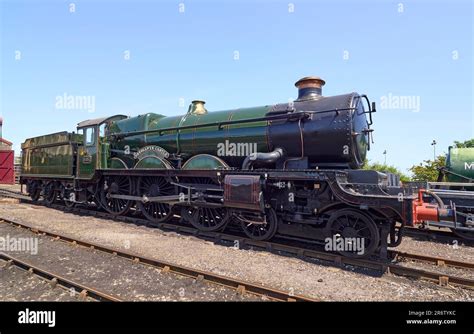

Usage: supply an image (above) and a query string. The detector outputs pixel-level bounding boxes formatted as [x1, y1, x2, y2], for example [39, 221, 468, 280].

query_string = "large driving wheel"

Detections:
[181, 205, 230, 232]
[99, 175, 133, 215]
[179, 177, 230, 231]
[238, 208, 278, 241]
[137, 176, 174, 224]
[326, 209, 380, 257]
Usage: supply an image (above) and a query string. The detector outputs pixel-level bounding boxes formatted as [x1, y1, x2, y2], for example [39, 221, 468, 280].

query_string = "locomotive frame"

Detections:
[20, 115, 451, 259]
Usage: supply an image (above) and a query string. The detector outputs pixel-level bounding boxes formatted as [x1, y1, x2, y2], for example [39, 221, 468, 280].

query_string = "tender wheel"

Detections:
[137, 176, 174, 224]
[28, 181, 42, 202]
[84, 185, 100, 208]
[326, 209, 380, 257]
[450, 228, 474, 241]
[181, 206, 230, 232]
[43, 181, 57, 205]
[64, 194, 76, 208]
[99, 176, 133, 215]
[238, 208, 278, 241]
[65, 200, 76, 208]
[58, 184, 75, 208]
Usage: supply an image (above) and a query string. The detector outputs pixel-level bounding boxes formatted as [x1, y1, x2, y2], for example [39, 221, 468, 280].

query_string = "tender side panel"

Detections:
[21, 132, 79, 178]
[22, 144, 75, 177]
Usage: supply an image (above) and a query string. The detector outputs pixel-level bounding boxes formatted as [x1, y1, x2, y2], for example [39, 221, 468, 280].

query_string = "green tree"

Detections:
[363, 161, 411, 182]
[453, 139, 474, 148]
[409, 155, 446, 181]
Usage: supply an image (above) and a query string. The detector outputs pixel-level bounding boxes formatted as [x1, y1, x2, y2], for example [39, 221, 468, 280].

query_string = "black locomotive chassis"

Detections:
[97, 168, 415, 226]
[20, 168, 420, 257]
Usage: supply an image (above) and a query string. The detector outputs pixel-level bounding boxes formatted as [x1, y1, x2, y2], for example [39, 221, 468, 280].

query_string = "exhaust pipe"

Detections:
[294, 76, 325, 102]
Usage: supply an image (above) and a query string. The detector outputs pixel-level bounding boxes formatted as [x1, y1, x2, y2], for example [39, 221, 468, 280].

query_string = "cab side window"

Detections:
[99, 124, 106, 143]
[85, 127, 95, 146]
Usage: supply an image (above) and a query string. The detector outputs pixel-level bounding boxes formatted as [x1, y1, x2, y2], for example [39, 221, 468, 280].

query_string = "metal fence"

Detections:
[14, 163, 21, 184]
[14, 156, 21, 184]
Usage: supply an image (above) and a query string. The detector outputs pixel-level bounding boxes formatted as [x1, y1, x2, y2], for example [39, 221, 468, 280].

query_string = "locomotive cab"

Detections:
[76, 115, 128, 179]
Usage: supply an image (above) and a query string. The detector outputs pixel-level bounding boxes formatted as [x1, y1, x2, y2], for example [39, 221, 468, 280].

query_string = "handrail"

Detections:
[108, 107, 357, 140]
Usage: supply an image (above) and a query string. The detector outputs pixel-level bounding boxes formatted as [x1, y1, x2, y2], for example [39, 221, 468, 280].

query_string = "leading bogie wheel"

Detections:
[238, 208, 278, 241]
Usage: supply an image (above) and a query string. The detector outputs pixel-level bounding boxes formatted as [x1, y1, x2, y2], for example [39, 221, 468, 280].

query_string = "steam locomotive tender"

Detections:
[20, 77, 455, 258]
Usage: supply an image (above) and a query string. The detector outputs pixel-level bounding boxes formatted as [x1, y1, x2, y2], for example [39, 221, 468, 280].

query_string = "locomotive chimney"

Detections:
[294, 76, 325, 102]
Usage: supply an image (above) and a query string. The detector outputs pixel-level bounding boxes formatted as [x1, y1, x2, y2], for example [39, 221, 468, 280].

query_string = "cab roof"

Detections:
[77, 115, 128, 128]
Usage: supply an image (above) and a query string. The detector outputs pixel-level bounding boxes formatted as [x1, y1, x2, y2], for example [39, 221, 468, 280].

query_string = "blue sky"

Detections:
[0, 0, 472, 173]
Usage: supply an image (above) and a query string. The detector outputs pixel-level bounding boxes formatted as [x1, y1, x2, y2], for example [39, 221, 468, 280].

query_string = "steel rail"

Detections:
[0, 252, 122, 302]
[390, 250, 474, 270]
[403, 226, 474, 245]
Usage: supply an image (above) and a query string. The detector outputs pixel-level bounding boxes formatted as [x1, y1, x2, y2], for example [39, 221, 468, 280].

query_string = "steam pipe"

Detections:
[422, 189, 444, 208]
[242, 148, 284, 170]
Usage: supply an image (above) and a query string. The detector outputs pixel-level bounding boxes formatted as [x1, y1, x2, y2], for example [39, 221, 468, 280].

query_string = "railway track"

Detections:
[0, 217, 316, 302]
[0, 252, 122, 302]
[404, 226, 474, 245]
[392, 250, 474, 270]
[1, 188, 474, 289]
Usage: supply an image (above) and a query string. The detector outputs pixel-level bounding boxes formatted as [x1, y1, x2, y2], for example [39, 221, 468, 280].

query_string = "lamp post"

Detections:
[383, 150, 387, 165]
[431, 140, 437, 160]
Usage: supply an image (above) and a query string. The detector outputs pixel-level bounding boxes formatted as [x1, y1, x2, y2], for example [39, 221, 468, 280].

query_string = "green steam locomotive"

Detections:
[20, 77, 453, 257]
